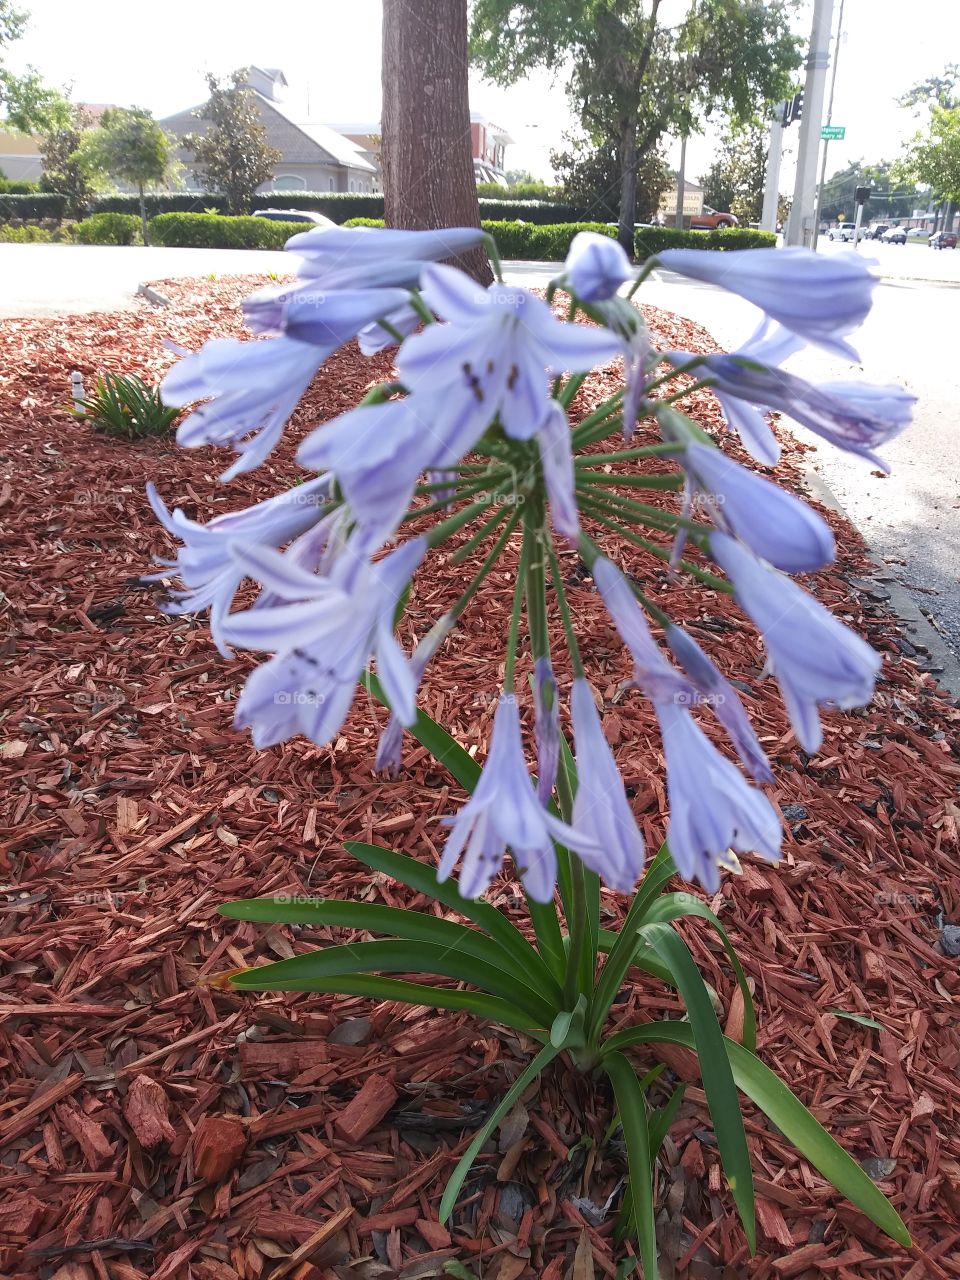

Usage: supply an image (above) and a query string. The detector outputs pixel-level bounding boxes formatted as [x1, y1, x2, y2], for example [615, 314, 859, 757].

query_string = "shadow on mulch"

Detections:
[0, 278, 958, 1280]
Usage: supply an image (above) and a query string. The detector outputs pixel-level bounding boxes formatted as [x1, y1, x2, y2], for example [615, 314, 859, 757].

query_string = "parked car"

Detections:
[688, 205, 739, 230]
[905, 227, 929, 239]
[828, 222, 864, 242]
[929, 230, 958, 249]
[252, 209, 336, 227]
[881, 226, 907, 244]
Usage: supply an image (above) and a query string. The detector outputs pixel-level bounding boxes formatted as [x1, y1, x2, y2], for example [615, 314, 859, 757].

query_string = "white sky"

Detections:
[4, 0, 957, 191]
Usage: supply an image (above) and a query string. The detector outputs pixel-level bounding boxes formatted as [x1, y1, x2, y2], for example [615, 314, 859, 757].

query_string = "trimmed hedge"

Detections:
[0, 178, 41, 194]
[633, 225, 776, 259]
[0, 222, 54, 243]
[95, 192, 229, 216]
[480, 219, 616, 259]
[148, 212, 311, 249]
[75, 212, 142, 245]
[0, 192, 67, 221]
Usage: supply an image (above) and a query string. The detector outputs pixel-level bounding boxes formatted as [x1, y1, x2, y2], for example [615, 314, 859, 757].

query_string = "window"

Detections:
[273, 175, 307, 192]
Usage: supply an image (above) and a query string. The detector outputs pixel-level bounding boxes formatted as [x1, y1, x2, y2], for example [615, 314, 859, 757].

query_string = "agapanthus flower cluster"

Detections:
[149, 225, 912, 900]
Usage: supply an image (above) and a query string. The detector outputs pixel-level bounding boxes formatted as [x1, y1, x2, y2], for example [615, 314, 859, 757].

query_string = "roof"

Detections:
[160, 92, 376, 174]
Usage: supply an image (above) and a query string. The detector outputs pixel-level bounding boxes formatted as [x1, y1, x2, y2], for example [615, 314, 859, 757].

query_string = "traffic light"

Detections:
[854, 185, 871, 205]
[789, 90, 804, 124]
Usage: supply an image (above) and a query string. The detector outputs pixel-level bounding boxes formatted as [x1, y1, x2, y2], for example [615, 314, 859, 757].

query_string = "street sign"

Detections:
[821, 125, 845, 140]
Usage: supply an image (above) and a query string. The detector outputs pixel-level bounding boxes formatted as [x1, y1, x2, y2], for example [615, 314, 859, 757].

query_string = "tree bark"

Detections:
[382, 0, 492, 283]
[617, 116, 639, 257]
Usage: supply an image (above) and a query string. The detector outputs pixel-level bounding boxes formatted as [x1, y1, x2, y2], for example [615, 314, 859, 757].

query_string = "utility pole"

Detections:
[674, 134, 687, 230]
[760, 110, 785, 233]
[785, 0, 836, 247]
[811, 0, 845, 249]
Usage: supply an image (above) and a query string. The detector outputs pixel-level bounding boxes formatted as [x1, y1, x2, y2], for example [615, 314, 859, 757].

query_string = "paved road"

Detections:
[2, 242, 956, 658]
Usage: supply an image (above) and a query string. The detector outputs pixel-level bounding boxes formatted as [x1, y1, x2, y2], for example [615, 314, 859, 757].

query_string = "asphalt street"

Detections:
[1, 240, 957, 657]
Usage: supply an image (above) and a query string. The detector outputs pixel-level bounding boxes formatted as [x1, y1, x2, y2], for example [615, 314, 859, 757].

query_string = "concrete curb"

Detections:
[136, 283, 172, 308]
[803, 466, 960, 699]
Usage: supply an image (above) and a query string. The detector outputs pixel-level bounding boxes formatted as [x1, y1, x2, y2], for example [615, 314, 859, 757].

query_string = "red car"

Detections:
[929, 231, 958, 249]
[689, 205, 739, 230]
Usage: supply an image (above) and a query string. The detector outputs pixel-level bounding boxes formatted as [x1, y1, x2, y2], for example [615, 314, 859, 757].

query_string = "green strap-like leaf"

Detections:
[343, 841, 562, 1002]
[229, 938, 555, 1024]
[228, 971, 542, 1036]
[642, 893, 756, 1053]
[219, 896, 556, 1016]
[601, 1020, 912, 1248]
[439, 1041, 562, 1223]
[604, 1052, 659, 1278]
[639, 924, 755, 1250]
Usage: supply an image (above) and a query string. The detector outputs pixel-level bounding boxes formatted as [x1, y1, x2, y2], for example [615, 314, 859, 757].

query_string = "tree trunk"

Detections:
[617, 117, 638, 258]
[138, 183, 149, 245]
[382, 0, 492, 283]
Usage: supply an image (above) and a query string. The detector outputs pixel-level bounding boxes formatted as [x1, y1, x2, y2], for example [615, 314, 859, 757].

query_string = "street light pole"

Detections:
[760, 111, 784, 233]
[674, 134, 687, 230]
[811, 0, 845, 250]
[785, 0, 836, 247]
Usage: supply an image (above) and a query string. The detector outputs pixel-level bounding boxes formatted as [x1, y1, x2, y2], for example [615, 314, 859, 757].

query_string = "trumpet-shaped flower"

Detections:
[570, 679, 645, 892]
[437, 693, 602, 902]
[679, 441, 835, 573]
[375, 613, 454, 775]
[163, 285, 410, 479]
[537, 402, 580, 541]
[664, 624, 773, 784]
[285, 225, 489, 287]
[221, 536, 427, 748]
[656, 247, 878, 361]
[592, 556, 692, 703]
[533, 657, 560, 803]
[145, 475, 332, 656]
[711, 531, 881, 752]
[562, 231, 634, 302]
[655, 697, 781, 893]
[397, 263, 621, 441]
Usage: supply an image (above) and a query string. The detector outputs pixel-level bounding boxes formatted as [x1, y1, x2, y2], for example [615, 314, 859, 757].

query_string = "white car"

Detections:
[828, 222, 864, 242]
[252, 209, 336, 227]
[905, 226, 929, 239]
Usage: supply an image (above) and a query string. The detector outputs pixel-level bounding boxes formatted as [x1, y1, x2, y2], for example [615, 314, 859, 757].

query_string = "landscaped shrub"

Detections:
[479, 219, 617, 259]
[94, 192, 230, 217]
[476, 181, 563, 202]
[74, 212, 142, 245]
[0, 223, 53, 242]
[148, 212, 308, 249]
[634, 225, 776, 259]
[0, 177, 41, 194]
[70, 372, 179, 439]
[0, 192, 67, 221]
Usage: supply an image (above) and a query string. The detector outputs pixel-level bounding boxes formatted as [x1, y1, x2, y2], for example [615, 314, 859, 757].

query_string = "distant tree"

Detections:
[470, 0, 801, 254]
[182, 69, 281, 214]
[821, 159, 920, 223]
[899, 64, 960, 111]
[505, 166, 537, 185]
[700, 123, 767, 224]
[0, 0, 69, 132]
[550, 130, 667, 222]
[382, 0, 490, 282]
[77, 107, 180, 243]
[40, 104, 95, 216]
[897, 108, 960, 206]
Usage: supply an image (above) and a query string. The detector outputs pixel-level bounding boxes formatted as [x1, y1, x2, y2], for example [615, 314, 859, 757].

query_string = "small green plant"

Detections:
[70, 372, 178, 439]
[74, 212, 142, 245]
[0, 222, 53, 243]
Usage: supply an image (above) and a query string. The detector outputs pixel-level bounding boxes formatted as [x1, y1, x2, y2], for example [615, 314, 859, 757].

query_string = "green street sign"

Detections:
[821, 125, 845, 140]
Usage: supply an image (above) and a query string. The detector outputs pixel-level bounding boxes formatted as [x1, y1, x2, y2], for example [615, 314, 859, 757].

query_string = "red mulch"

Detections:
[1, 278, 959, 1280]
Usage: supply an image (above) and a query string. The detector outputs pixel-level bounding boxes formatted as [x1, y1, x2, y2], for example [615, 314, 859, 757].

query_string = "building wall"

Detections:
[0, 132, 43, 181]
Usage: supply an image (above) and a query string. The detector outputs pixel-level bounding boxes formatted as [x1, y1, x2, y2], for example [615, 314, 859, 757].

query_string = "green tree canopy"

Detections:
[0, 0, 70, 132]
[182, 69, 281, 215]
[550, 129, 667, 222]
[819, 159, 919, 223]
[77, 107, 180, 241]
[39, 103, 95, 215]
[470, 0, 801, 252]
[700, 122, 767, 224]
[897, 107, 960, 205]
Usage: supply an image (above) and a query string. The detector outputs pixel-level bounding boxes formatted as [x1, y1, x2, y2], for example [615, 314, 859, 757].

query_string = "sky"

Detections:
[4, 0, 958, 193]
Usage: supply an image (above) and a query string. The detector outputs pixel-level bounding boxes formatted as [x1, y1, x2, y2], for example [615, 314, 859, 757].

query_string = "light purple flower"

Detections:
[655, 697, 781, 893]
[594, 297, 652, 439]
[537, 402, 580, 541]
[592, 556, 692, 702]
[286, 225, 489, 288]
[664, 624, 773, 784]
[562, 232, 634, 302]
[437, 693, 602, 902]
[711, 531, 881, 752]
[375, 613, 454, 775]
[533, 657, 560, 803]
[221, 536, 428, 748]
[656, 247, 878, 361]
[397, 263, 621, 441]
[297, 392, 488, 544]
[679, 440, 835, 573]
[145, 476, 332, 656]
[358, 305, 420, 355]
[163, 284, 409, 479]
[570, 679, 645, 892]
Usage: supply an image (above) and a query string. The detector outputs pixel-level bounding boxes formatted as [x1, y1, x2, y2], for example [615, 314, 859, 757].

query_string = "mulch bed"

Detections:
[1, 277, 959, 1280]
